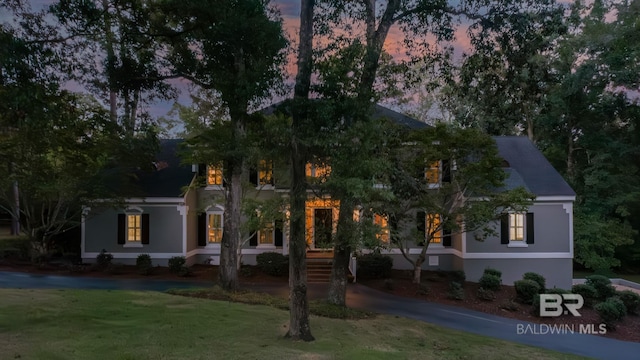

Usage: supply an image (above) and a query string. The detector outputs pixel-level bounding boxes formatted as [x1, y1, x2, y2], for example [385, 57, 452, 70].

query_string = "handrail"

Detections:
[348, 254, 357, 283]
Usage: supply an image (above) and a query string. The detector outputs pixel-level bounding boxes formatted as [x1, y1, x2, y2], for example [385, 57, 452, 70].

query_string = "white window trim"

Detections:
[123, 207, 144, 248]
[205, 210, 224, 248]
[256, 221, 276, 249]
[507, 212, 528, 248]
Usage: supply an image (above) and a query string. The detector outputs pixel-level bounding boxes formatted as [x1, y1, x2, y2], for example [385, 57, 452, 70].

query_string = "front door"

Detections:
[314, 208, 333, 249]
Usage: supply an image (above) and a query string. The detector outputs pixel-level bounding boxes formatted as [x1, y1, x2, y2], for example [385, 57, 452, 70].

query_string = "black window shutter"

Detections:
[249, 166, 258, 186]
[249, 232, 258, 246]
[416, 211, 426, 246]
[198, 213, 207, 246]
[198, 164, 206, 176]
[141, 214, 150, 244]
[526, 213, 535, 244]
[275, 220, 284, 247]
[442, 160, 451, 183]
[117, 214, 126, 244]
[443, 227, 452, 247]
[500, 214, 509, 244]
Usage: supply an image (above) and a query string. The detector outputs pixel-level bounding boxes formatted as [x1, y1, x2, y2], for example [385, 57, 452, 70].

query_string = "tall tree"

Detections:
[385, 124, 533, 283]
[287, 0, 316, 342]
[304, 0, 563, 306]
[157, 0, 287, 291]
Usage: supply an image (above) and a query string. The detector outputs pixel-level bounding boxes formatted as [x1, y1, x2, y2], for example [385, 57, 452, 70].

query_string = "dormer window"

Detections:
[306, 162, 331, 179]
[259, 159, 274, 186]
[374, 213, 389, 243]
[425, 161, 440, 185]
[207, 163, 223, 186]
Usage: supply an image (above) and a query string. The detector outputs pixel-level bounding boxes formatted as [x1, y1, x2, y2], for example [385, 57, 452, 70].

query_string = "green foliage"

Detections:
[416, 283, 429, 296]
[478, 274, 502, 291]
[356, 253, 393, 279]
[545, 288, 570, 295]
[574, 210, 635, 272]
[136, 254, 153, 276]
[483, 268, 502, 279]
[476, 287, 496, 301]
[168, 256, 186, 273]
[571, 284, 598, 307]
[616, 290, 640, 315]
[585, 275, 616, 301]
[523, 272, 546, 292]
[514, 280, 541, 304]
[594, 297, 627, 329]
[256, 252, 288, 277]
[96, 250, 113, 269]
[448, 281, 465, 300]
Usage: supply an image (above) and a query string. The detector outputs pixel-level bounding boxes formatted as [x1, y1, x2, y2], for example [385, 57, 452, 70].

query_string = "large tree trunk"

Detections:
[218, 113, 246, 291]
[327, 200, 353, 306]
[286, 0, 314, 342]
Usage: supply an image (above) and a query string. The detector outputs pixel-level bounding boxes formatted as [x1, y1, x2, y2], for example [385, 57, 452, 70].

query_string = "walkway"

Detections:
[2, 271, 639, 359]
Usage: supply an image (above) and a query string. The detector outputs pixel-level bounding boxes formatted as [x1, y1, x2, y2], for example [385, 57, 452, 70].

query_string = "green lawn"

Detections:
[0, 289, 587, 360]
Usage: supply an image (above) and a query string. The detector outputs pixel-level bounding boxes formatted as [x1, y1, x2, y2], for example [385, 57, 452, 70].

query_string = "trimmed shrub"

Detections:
[168, 256, 186, 273]
[545, 287, 570, 295]
[483, 268, 502, 279]
[523, 272, 546, 292]
[136, 254, 153, 275]
[616, 290, 640, 315]
[96, 249, 113, 269]
[448, 281, 465, 300]
[383, 279, 394, 290]
[478, 274, 501, 291]
[256, 252, 288, 276]
[499, 300, 519, 312]
[477, 287, 496, 301]
[572, 284, 598, 307]
[357, 253, 393, 279]
[585, 275, 616, 301]
[514, 279, 541, 304]
[450, 270, 466, 284]
[595, 297, 626, 329]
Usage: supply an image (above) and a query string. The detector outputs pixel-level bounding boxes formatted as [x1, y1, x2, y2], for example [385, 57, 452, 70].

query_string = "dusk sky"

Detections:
[9, 0, 476, 121]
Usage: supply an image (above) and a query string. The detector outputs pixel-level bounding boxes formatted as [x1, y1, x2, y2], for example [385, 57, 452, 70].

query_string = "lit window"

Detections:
[374, 214, 389, 243]
[509, 213, 525, 241]
[208, 213, 223, 243]
[306, 162, 331, 179]
[259, 160, 273, 185]
[207, 163, 223, 186]
[426, 213, 442, 244]
[425, 161, 440, 184]
[259, 222, 274, 245]
[127, 214, 141, 242]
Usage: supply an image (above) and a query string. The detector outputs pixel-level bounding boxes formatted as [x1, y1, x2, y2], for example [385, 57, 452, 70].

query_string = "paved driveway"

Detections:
[2, 271, 639, 359]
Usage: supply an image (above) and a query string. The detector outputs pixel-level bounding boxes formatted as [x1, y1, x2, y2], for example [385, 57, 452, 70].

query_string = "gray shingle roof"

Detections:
[494, 136, 575, 197]
[136, 139, 194, 198]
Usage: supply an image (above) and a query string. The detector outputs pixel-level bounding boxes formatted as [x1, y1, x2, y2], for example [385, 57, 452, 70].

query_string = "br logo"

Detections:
[539, 294, 584, 317]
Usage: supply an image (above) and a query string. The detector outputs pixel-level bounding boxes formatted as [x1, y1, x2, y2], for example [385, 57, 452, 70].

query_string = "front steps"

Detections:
[306, 250, 333, 283]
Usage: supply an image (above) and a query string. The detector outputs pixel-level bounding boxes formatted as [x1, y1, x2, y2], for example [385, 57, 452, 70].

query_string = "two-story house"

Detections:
[81, 105, 575, 288]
